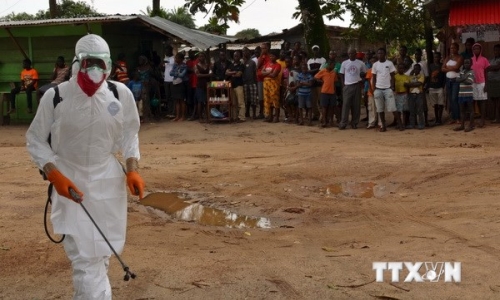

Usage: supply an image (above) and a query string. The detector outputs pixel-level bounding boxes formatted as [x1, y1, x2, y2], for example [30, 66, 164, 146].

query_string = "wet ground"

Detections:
[141, 192, 271, 229]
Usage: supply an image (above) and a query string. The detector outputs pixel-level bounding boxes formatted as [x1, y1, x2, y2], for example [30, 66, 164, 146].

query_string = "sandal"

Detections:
[379, 127, 387, 132]
[464, 126, 474, 132]
[453, 126, 465, 131]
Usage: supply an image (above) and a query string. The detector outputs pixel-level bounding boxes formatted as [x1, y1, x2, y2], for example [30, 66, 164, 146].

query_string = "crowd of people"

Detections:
[149, 39, 500, 132]
[114, 38, 499, 131]
[8, 38, 500, 132]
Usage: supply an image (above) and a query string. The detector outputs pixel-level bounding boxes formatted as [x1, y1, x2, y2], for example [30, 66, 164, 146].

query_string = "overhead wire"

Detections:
[0, 0, 26, 16]
[241, 0, 258, 12]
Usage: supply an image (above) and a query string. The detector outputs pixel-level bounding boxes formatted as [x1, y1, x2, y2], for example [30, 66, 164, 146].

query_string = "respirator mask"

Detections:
[76, 52, 111, 96]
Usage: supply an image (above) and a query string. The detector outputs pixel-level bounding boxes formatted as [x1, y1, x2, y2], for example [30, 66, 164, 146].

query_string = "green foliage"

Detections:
[292, 0, 345, 21]
[142, 6, 196, 29]
[185, 0, 244, 25]
[1, 0, 102, 20]
[164, 7, 196, 29]
[183, 0, 428, 52]
[297, 0, 330, 56]
[1, 12, 35, 21]
[344, 0, 426, 47]
[234, 28, 261, 39]
[198, 17, 228, 35]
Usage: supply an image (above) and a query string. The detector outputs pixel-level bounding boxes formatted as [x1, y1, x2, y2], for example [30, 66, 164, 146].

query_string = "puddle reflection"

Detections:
[141, 192, 271, 229]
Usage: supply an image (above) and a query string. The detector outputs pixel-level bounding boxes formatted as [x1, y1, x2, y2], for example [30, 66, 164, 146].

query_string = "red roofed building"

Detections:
[426, 0, 500, 57]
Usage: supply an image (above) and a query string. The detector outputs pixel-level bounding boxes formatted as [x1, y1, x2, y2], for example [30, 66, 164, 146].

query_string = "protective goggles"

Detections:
[77, 53, 111, 72]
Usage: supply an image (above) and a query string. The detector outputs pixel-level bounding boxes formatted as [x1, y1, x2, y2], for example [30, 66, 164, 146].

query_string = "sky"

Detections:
[1, 0, 351, 36]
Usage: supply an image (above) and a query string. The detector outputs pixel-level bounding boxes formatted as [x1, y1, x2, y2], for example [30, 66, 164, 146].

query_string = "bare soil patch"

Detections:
[1, 119, 500, 299]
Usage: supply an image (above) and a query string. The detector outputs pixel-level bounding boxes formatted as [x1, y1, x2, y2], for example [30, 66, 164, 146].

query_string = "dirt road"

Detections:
[1, 119, 500, 299]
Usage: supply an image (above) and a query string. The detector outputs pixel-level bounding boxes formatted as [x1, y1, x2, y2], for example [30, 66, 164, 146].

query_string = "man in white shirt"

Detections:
[163, 45, 175, 117]
[307, 45, 326, 121]
[338, 48, 367, 129]
[372, 48, 398, 132]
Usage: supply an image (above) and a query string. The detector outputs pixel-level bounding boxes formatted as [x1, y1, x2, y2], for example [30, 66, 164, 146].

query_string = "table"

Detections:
[206, 81, 232, 123]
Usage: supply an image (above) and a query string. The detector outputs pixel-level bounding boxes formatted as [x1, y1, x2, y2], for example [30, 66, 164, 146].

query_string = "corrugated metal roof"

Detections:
[143, 16, 233, 50]
[224, 40, 284, 51]
[0, 15, 135, 27]
[449, 0, 500, 26]
[0, 15, 233, 50]
[192, 29, 236, 45]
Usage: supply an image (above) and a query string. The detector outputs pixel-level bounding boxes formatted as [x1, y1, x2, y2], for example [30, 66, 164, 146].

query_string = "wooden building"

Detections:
[425, 0, 500, 58]
[239, 23, 384, 56]
[0, 15, 233, 123]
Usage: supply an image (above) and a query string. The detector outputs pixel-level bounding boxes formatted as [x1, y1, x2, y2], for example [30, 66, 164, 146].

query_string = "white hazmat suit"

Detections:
[26, 34, 143, 300]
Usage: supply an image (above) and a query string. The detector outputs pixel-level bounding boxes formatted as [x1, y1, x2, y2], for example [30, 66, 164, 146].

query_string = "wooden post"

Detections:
[5, 28, 29, 60]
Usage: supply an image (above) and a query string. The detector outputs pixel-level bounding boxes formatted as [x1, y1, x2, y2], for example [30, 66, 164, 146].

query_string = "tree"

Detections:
[164, 7, 196, 29]
[142, 6, 196, 29]
[49, 0, 57, 18]
[141, 6, 167, 18]
[2, 0, 102, 20]
[344, 0, 426, 47]
[184, 0, 429, 55]
[234, 28, 261, 40]
[198, 17, 228, 35]
[186, 0, 243, 24]
[296, 0, 331, 56]
[185, 0, 335, 56]
[1, 12, 34, 21]
[152, 0, 161, 17]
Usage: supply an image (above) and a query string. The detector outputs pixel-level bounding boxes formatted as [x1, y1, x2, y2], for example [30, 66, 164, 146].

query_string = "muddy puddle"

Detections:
[140, 192, 271, 229]
[325, 182, 390, 198]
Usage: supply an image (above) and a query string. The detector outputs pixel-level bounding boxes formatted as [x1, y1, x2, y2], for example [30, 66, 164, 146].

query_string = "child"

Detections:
[283, 57, 298, 123]
[486, 44, 500, 122]
[314, 60, 338, 127]
[428, 52, 446, 125]
[405, 64, 425, 129]
[471, 43, 490, 128]
[296, 63, 314, 125]
[454, 58, 475, 132]
[365, 57, 378, 129]
[281, 56, 291, 121]
[127, 72, 143, 122]
[394, 63, 409, 130]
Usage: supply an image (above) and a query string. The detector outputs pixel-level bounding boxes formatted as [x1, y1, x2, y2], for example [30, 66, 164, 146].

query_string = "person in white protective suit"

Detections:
[26, 34, 145, 300]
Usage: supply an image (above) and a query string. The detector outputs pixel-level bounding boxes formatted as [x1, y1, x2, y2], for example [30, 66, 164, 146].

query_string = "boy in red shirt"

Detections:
[9, 58, 38, 114]
[314, 60, 338, 127]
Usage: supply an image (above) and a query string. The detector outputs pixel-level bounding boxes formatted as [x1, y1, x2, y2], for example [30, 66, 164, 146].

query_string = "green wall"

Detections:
[0, 20, 167, 123]
[0, 23, 102, 92]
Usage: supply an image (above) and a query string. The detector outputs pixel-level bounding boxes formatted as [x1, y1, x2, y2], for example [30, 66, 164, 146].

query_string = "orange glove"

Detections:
[46, 169, 83, 203]
[126, 171, 145, 199]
